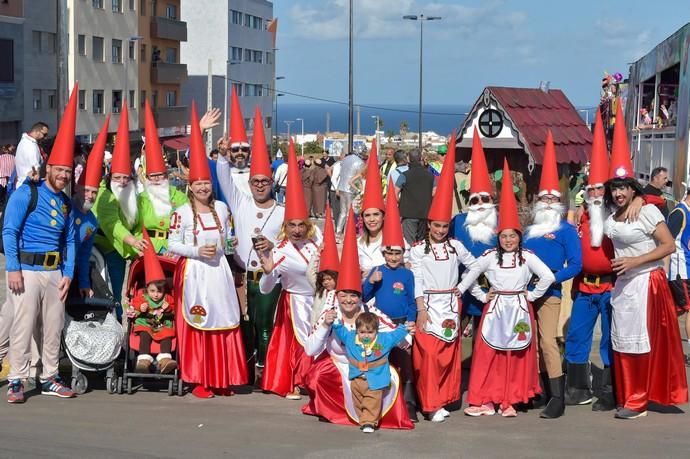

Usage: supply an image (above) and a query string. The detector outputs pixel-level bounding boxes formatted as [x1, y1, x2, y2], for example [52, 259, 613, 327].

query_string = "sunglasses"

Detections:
[469, 195, 491, 205]
[231, 146, 250, 153]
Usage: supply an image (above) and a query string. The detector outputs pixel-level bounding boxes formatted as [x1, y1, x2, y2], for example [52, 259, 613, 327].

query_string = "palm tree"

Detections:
[399, 120, 409, 136]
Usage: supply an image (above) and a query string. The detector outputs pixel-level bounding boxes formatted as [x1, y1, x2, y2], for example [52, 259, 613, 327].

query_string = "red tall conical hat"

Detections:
[469, 127, 492, 195]
[588, 108, 609, 187]
[336, 207, 362, 294]
[80, 114, 110, 188]
[608, 102, 633, 180]
[188, 101, 211, 182]
[427, 134, 456, 222]
[143, 100, 167, 175]
[319, 202, 339, 272]
[382, 178, 404, 250]
[250, 106, 272, 178]
[229, 86, 248, 145]
[110, 103, 131, 176]
[360, 140, 385, 212]
[538, 130, 560, 196]
[497, 159, 521, 233]
[142, 229, 166, 284]
[284, 137, 309, 221]
[48, 82, 79, 168]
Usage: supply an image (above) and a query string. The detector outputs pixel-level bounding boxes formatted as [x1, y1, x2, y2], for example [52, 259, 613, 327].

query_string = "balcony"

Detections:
[154, 106, 188, 129]
[151, 62, 188, 84]
[150, 16, 188, 42]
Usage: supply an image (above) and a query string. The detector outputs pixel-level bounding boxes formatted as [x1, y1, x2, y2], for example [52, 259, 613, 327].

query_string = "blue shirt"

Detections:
[2, 181, 77, 278]
[332, 323, 408, 390]
[450, 212, 497, 316]
[208, 158, 226, 204]
[523, 222, 582, 298]
[362, 264, 416, 321]
[72, 203, 99, 289]
[392, 164, 409, 188]
[271, 158, 284, 174]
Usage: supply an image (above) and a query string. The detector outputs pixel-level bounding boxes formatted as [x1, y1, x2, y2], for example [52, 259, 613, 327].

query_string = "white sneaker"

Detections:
[361, 425, 375, 433]
[430, 410, 446, 423]
[439, 408, 450, 417]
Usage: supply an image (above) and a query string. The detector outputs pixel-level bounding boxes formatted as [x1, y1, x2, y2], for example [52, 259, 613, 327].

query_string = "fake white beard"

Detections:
[145, 178, 172, 218]
[585, 197, 608, 248]
[81, 199, 95, 212]
[111, 180, 138, 227]
[526, 201, 565, 239]
[464, 204, 498, 244]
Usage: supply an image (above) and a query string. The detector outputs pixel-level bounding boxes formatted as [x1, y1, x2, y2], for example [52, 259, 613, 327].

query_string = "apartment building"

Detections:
[0, 1, 24, 145]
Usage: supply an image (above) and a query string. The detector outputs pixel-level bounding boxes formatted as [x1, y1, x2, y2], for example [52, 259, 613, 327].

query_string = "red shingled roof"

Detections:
[487, 86, 592, 164]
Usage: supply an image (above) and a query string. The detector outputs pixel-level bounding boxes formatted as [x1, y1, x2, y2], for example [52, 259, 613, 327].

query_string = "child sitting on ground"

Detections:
[324, 311, 409, 433]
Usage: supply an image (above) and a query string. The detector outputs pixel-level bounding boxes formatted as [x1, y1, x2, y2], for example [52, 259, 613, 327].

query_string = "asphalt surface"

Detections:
[1, 257, 690, 458]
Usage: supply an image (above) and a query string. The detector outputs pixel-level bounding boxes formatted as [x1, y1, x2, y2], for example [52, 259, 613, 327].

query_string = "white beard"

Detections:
[526, 201, 565, 239]
[145, 179, 172, 218]
[111, 181, 138, 227]
[585, 197, 609, 247]
[464, 204, 498, 244]
[82, 200, 94, 212]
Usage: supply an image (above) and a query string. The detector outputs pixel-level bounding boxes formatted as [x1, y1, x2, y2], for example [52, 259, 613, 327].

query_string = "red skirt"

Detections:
[302, 353, 414, 429]
[613, 269, 688, 410]
[412, 330, 462, 413]
[466, 304, 541, 409]
[260, 291, 313, 397]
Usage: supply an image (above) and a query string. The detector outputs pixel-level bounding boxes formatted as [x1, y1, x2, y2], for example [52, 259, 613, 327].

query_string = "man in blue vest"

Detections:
[667, 185, 690, 365]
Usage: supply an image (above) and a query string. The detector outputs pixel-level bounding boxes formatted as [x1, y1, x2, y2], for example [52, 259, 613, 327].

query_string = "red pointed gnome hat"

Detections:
[427, 133, 456, 222]
[250, 106, 272, 178]
[188, 101, 211, 182]
[48, 82, 78, 168]
[143, 100, 167, 175]
[469, 127, 492, 196]
[142, 229, 165, 284]
[80, 114, 110, 188]
[608, 103, 633, 180]
[382, 178, 404, 250]
[284, 137, 309, 221]
[336, 207, 362, 294]
[110, 102, 131, 176]
[497, 159, 521, 233]
[538, 130, 560, 196]
[361, 141, 384, 212]
[229, 86, 249, 146]
[588, 108, 609, 187]
[319, 202, 339, 272]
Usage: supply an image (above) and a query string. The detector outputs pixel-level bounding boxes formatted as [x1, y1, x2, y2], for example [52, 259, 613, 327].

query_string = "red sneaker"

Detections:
[191, 385, 214, 398]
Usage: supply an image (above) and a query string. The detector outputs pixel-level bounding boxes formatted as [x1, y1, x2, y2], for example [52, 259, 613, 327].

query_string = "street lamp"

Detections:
[273, 76, 285, 154]
[223, 60, 241, 135]
[402, 14, 442, 151]
[296, 117, 305, 157]
[371, 115, 380, 158]
[284, 120, 294, 142]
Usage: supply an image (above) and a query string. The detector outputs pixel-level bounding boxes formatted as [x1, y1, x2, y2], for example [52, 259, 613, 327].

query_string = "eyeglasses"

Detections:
[469, 195, 491, 205]
[231, 146, 250, 153]
[251, 179, 271, 187]
[538, 195, 560, 203]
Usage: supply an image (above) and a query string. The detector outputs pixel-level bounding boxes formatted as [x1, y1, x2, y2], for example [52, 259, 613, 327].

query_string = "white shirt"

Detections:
[329, 161, 341, 192]
[15, 133, 41, 186]
[358, 236, 385, 273]
[274, 162, 288, 188]
[230, 167, 252, 197]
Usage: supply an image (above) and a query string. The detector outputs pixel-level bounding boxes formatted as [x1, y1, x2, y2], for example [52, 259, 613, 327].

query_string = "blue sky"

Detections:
[273, 0, 689, 107]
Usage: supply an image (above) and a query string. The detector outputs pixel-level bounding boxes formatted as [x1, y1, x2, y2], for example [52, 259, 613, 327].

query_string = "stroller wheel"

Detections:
[177, 377, 184, 396]
[72, 373, 88, 395]
[117, 376, 123, 394]
[126, 377, 133, 395]
[167, 380, 174, 396]
[106, 376, 117, 394]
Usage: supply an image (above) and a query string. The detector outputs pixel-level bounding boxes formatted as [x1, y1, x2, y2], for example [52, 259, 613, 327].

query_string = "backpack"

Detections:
[0, 181, 71, 254]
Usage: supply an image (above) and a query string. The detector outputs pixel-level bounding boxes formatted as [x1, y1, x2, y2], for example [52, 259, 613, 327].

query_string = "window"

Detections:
[266, 116, 272, 129]
[112, 90, 122, 113]
[92, 36, 104, 61]
[265, 52, 273, 65]
[43, 32, 56, 55]
[93, 90, 104, 114]
[78, 90, 86, 110]
[33, 89, 42, 110]
[129, 0, 135, 10]
[77, 34, 86, 55]
[112, 0, 122, 13]
[112, 39, 122, 63]
[32, 30, 41, 53]
[129, 90, 135, 108]
[46, 90, 56, 109]
[231, 46, 242, 62]
[165, 47, 176, 63]
[244, 14, 251, 27]
[139, 0, 145, 15]
[253, 16, 262, 30]
[252, 50, 262, 63]
[152, 90, 158, 108]
[165, 90, 176, 107]
[140, 43, 146, 62]
[244, 48, 251, 62]
[165, 4, 176, 19]
[245, 84, 255, 97]
[0, 39, 13, 82]
[231, 10, 242, 25]
[93, 0, 104, 8]
[128, 40, 135, 60]
[140, 90, 146, 108]
[232, 83, 242, 97]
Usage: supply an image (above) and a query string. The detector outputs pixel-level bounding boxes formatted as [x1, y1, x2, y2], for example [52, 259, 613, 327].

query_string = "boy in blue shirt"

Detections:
[325, 311, 408, 433]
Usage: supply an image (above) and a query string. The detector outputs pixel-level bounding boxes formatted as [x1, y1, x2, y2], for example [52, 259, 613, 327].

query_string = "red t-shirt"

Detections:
[575, 212, 614, 294]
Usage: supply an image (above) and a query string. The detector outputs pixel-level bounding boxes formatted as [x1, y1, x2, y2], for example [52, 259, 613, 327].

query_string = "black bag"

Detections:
[0, 181, 39, 254]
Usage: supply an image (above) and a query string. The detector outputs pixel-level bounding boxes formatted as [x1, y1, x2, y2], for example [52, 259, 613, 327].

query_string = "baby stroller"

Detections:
[62, 248, 123, 394]
[120, 254, 183, 396]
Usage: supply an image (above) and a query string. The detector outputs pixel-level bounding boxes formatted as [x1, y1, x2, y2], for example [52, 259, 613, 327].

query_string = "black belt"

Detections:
[147, 229, 168, 239]
[19, 251, 61, 269]
[582, 273, 615, 287]
[247, 270, 264, 282]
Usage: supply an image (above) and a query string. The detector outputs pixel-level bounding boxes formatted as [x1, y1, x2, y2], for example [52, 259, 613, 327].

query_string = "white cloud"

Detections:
[594, 18, 654, 61]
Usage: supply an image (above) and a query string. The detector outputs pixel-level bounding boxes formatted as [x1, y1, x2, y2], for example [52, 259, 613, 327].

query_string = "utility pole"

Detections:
[356, 105, 360, 136]
[56, 0, 68, 124]
[347, 0, 354, 154]
[326, 112, 330, 133]
[206, 59, 213, 151]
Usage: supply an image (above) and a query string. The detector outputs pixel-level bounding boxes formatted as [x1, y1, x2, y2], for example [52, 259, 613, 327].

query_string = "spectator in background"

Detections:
[397, 149, 433, 244]
[302, 158, 315, 217]
[311, 158, 329, 218]
[327, 152, 342, 225]
[643, 166, 670, 218]
[389, 150, 408, 190]
[274, 159, 288, 204]
[336, 151, 364, 236]
[379, 148, 396, 197]
[0, 144, 16, 206]
[210, 149, 219, 162]
[271, 149, 284, 174]
[15, 122, 49, 187]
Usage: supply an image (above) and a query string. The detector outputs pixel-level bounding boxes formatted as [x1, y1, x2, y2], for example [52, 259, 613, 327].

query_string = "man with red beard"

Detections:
[523, 131, 582, 419]
[450, 129, 496, 328]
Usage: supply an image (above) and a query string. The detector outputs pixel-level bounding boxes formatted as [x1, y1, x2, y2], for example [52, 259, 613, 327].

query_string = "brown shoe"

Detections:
[135, 359, 151, 374]
[158, 358, 178, 374]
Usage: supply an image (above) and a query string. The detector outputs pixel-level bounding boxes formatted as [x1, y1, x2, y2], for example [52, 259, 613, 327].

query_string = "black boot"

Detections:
[403, 382, 419, 423]
[592, 367, 616, 411]
[540, 375, 565, 419]
[531, 373, 550, 409]
[565, 362, 593, 406]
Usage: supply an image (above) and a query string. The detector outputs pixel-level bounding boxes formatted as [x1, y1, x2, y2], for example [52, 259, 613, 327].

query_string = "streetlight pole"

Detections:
[371, 115, 380, 158]
[223, 60, 241, 136]
[273, 76, 285, 154]
[296, 117, 304, 157]
[284, 120, 294, 143]
[347, 0, 354, 155]
[403, 14, 442, 151]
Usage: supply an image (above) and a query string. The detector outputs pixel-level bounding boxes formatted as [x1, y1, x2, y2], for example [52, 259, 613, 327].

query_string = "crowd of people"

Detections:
[0, 85, 688, 432]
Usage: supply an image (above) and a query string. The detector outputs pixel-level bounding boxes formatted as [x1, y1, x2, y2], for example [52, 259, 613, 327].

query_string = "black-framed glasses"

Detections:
[469, 195, 491, 205]
[231, 146, 250, 153]
[251, 179, 271, 187]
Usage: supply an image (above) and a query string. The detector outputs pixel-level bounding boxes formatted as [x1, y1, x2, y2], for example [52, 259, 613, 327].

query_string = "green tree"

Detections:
[400, 120, 409, 135]
[303, 141, 323, 157]
[385, 130, 395, 142]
